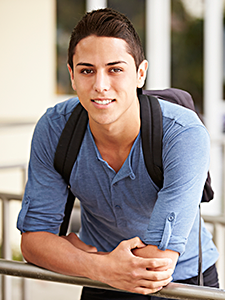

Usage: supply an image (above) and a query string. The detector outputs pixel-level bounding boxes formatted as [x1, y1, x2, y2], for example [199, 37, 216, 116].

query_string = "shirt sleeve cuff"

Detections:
[17, 196, 60, 234]
[142, 212, 187, 255]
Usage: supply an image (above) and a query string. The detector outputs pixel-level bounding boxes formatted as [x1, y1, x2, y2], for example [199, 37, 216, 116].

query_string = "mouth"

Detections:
[91, 99, 115, 105]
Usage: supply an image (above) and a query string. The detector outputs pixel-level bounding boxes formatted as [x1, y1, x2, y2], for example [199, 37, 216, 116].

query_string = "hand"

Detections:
[93, 237, 173, 295]
[132, 244, 179, 272]
[61, 233, 97, 253]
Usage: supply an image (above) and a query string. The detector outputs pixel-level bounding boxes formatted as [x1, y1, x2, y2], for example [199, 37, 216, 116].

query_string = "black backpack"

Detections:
[54, 88, 214, 236]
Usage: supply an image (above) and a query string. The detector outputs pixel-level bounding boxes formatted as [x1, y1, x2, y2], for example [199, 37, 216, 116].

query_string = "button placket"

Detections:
[111, 180, 127, 227]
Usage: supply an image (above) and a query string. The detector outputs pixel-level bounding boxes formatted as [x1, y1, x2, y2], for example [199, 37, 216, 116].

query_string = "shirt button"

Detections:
[130, 173, 135, 180]
[115, 205, 121, 209]
[168, 213, 175, 222]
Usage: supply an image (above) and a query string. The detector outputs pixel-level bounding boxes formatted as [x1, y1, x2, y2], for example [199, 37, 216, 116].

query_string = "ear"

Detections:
[137, 60, 148, 88]
[67, 63, 76, 91]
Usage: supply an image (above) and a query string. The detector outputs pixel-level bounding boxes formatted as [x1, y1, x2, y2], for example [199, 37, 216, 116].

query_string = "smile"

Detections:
[92, 99, 115, 105]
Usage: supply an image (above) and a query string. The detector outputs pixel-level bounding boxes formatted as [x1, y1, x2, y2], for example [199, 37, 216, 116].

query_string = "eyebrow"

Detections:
[76, 61, 127, 67]
[76, 63, 94, 67]
[107, 61, 127, 66]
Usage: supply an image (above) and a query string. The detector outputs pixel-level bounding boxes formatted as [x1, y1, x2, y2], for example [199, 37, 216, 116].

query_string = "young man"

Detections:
[17, 8, 219, 300]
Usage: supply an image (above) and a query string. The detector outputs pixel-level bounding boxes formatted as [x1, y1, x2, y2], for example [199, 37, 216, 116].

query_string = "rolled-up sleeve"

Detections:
[142, 124, 210, 255]
[17, 107, 71, 234]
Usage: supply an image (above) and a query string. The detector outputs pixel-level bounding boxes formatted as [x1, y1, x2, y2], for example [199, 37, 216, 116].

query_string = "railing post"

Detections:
[0, 164, 28, 300]
[21, 277, 29, 300]
[1, 196, 12, 300]
[21, 166, 29, 300]
[203, 0, 224, 216]
[214, 222, 225, 288]
[223, 141, 225, 214]
[86, 0, 107, 12]
[145, 0, 171, 89]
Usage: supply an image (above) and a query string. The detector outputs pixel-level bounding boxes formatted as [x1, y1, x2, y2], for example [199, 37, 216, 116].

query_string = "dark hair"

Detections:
[68, 8, 145, 71]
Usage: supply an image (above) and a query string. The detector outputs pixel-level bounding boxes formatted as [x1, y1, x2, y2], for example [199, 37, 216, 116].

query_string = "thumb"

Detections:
[86, 245, 98, 253]
[123, 237, 146, 251]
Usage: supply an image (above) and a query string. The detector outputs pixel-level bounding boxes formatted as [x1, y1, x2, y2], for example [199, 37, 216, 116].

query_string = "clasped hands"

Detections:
[62, 233, 173, 295]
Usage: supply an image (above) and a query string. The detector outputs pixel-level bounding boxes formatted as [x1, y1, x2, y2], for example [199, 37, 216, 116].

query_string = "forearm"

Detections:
[21, 231, 99, 278]
[21, 233, 173, 295]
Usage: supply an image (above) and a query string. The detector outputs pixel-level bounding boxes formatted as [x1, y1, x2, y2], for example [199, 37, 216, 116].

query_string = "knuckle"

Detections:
[143, 289, 152, 295]
[68, 232, 76, 240]
[151, 272, 161, 281]
[119, 240, 127, 248]
[135, 288, 157, 296]
[130, 258, 139, 269]
[150, 260, 158, 269]
[133, 236, 140, 243]
[131, 270, 139, 280]
[138, 289, 147, 295]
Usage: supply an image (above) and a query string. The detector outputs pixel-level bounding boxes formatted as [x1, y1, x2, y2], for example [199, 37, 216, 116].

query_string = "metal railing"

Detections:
[0, 145, 225, 299]
[202, 214, 225, 288]
[1, 189, 225, 300]
[1, 193, 25, 300]
[0, 163, 27, 300]
[0, 259, 225, 300]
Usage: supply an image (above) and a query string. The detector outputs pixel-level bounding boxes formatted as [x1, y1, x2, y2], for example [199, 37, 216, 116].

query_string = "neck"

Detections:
[89, 103, 140, 149]
[89, 102, 140, 172]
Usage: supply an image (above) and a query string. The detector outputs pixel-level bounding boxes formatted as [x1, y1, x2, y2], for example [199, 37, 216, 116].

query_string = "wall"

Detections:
[0, 0, 56, 251]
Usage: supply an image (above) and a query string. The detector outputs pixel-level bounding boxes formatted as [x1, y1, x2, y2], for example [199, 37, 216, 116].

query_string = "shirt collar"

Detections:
[87, 123, 139, 182]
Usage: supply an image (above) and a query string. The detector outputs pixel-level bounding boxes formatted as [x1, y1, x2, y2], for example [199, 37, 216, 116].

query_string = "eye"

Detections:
[109, 67, 123, 73]
[81, 68, 94, 75]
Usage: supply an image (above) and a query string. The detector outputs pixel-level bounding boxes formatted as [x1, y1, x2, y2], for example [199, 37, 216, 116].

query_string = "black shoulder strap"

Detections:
[54, 102, 88, 236]
[141, 89, 214, 203]
[139, 92, 204, 285]
[54, 103, 88, 183]
[139, 94, 163, 189]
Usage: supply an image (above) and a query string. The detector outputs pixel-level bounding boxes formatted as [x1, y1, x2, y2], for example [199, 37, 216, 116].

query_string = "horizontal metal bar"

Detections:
[0, 163, 27, 170]
[0, 193, 22, 201]
[0, 259, 225, 300]
[203, 214, 225, 225]
[0, 121, 35, 128]
[211, 137, 225, 145]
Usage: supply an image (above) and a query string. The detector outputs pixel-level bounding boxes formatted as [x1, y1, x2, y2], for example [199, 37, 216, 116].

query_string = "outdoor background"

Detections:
[0, 0, 225, 299]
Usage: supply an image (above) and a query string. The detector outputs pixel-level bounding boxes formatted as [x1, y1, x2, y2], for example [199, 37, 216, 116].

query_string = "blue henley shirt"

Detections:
[17, 97, 219, 281]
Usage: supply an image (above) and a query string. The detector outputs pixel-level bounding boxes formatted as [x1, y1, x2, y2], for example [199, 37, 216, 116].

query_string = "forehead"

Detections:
[73, 35, 135, 64]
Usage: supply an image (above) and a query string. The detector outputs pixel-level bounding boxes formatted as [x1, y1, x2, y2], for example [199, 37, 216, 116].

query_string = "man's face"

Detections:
[68, 35, 147, 127]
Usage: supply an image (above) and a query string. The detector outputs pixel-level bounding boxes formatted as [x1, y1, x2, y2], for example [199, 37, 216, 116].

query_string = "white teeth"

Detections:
[94, 99, 113, 105]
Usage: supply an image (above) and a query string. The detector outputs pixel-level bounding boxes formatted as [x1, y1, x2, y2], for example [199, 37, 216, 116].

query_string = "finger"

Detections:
[137, 275, 173, 289]
[140, 257, 173, 270]
[86, 245, 98, 253]
[120, 237, 146, 251]
[133, 285, 164, 295]
[128, 275, 172, 296]
[144, 268, 174, 281]
[61, 232, 78, 243]
[131, 275, 172, 295]
[61, 233, 97, 252]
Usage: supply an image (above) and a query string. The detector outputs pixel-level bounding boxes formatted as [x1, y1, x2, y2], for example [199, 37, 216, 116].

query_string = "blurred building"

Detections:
[0, 0, 225, 298]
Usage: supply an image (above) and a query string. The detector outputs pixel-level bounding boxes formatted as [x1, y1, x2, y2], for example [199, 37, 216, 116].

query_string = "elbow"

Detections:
[21, 232, 31, 263]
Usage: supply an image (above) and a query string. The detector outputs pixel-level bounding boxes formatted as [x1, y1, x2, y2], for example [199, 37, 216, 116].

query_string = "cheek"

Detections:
[115, 73, 138, 89]
[72, 82, 77, 90]
[74, 77, 92, 92]
[70, 75, 77, 91]
[124, 74, 139, 93]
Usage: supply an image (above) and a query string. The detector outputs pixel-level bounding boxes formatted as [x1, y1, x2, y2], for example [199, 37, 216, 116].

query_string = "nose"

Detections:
[93, 70, 110, 93]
